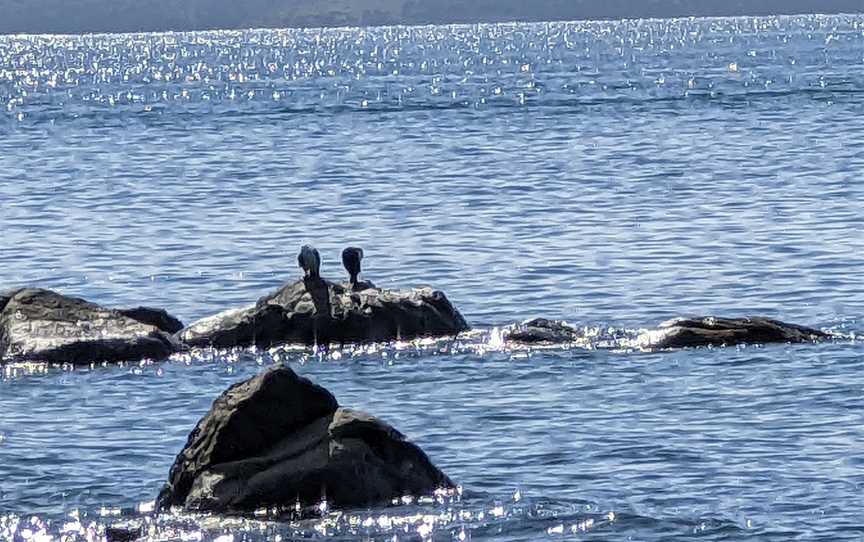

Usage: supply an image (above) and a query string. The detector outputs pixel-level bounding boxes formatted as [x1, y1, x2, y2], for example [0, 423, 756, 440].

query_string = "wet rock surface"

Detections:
[506, 315, 830, 349]
[0, 288, 181, 364]
[118, 307, 185, 334]
[504, 318, 581, 344]
[179, 278, 469, 348]
[156, 366, 453, 515]
[104, 526, 142, 542]
[637, 316, 830, 349]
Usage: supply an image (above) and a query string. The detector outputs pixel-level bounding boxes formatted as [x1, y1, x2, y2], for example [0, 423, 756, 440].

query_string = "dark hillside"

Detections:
[1, 0, 861, 34]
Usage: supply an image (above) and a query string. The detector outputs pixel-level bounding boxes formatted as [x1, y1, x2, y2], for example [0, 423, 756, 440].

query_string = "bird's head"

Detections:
[298, 244, 321, 278]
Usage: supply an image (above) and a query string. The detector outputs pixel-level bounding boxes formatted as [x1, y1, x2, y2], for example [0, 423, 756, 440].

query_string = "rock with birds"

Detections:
[177, 245, 469, 348]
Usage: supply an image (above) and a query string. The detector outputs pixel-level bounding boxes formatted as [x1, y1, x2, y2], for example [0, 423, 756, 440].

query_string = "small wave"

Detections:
[1, 490, 624, 542]
[6, 83, 864, 128]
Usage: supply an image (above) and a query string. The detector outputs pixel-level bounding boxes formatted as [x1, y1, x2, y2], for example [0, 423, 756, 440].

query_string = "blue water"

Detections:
[2, 14, 864, 541]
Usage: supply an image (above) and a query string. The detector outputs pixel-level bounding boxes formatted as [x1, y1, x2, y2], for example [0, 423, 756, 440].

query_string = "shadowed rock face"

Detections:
[0, 288, 182, 364]
[0, 290, 13, 313]
[118, 307, 185, 334]
[179, 278, 469, 348]
[156, 366, 453, 515]
[638, 316, 830, 349]
[506, 315, 830, 349]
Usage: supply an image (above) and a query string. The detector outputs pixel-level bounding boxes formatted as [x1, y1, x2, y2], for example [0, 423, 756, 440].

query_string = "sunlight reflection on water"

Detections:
[2, 12, 864, 542]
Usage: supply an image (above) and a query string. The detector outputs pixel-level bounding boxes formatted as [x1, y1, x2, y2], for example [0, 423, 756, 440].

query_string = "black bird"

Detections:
[341, 247, 364, 288]
[297, 244, 321, 279]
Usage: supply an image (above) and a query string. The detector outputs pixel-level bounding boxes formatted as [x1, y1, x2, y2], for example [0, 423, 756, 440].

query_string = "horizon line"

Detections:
[1, 9, 862, 39]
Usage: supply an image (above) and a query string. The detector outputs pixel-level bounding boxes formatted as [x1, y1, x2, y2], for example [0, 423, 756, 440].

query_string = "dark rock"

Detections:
[105, 526, 141, 542]
[504, 318, 580, 344]
[156, 366, 453, 514]
[0, 288, 180, 364]
[0, 289, 14, 313]
[637, 316, 831, 349]
[0, 290, 14, 353]
[349, 279, 377, 292]
[119, 307, 185, 334]
[179, 278, 468, 348]
[505, 315, 831, 350]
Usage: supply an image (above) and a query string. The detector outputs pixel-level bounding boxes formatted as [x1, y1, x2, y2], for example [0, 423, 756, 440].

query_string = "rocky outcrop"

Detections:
[179, 278, 469, 348]
[636, 316, 830, 349]
[0, 288, 182, 364]
[505, 315, 830, 349]
[156, 366, 453, 515]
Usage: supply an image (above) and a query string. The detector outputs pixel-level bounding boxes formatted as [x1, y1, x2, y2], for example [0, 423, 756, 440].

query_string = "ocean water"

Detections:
[2, 13, 864, 541]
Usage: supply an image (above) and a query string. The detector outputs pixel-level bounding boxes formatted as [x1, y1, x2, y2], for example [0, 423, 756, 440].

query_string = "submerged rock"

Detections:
[156, 366, 453, 515]
[505, 315, 830, 349]
[504, 318, 580, 344]
[179, 278, 468, 348]
[104, 526, 142, 542]
[0, 288, 182, 364]
[637, 316, 830, 349]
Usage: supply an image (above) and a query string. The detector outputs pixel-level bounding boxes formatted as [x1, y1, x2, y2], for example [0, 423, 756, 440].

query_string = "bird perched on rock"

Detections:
[341, 247, 364, 289]
[297, 245, 321, 279]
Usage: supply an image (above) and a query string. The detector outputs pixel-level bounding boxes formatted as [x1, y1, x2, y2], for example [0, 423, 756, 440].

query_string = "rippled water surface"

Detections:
[2, 14, 864, 541]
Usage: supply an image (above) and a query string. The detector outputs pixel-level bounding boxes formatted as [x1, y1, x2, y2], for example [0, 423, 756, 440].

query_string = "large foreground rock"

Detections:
[0, 288, 182, 364]
[506, 316, 830, 349]
[156, 366, 453, 515]
[179, 278, 469, 348]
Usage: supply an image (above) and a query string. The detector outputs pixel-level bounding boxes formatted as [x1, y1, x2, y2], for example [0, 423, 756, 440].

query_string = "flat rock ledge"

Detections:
[506, 316, 830, 349]
[0, 288, 182, 364]
[156, 366, 453, 515]
[179, 278, 469, 348]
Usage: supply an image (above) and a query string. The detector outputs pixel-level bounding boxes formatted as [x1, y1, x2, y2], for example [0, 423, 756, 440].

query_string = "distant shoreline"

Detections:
[1, 1, 861, 36]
